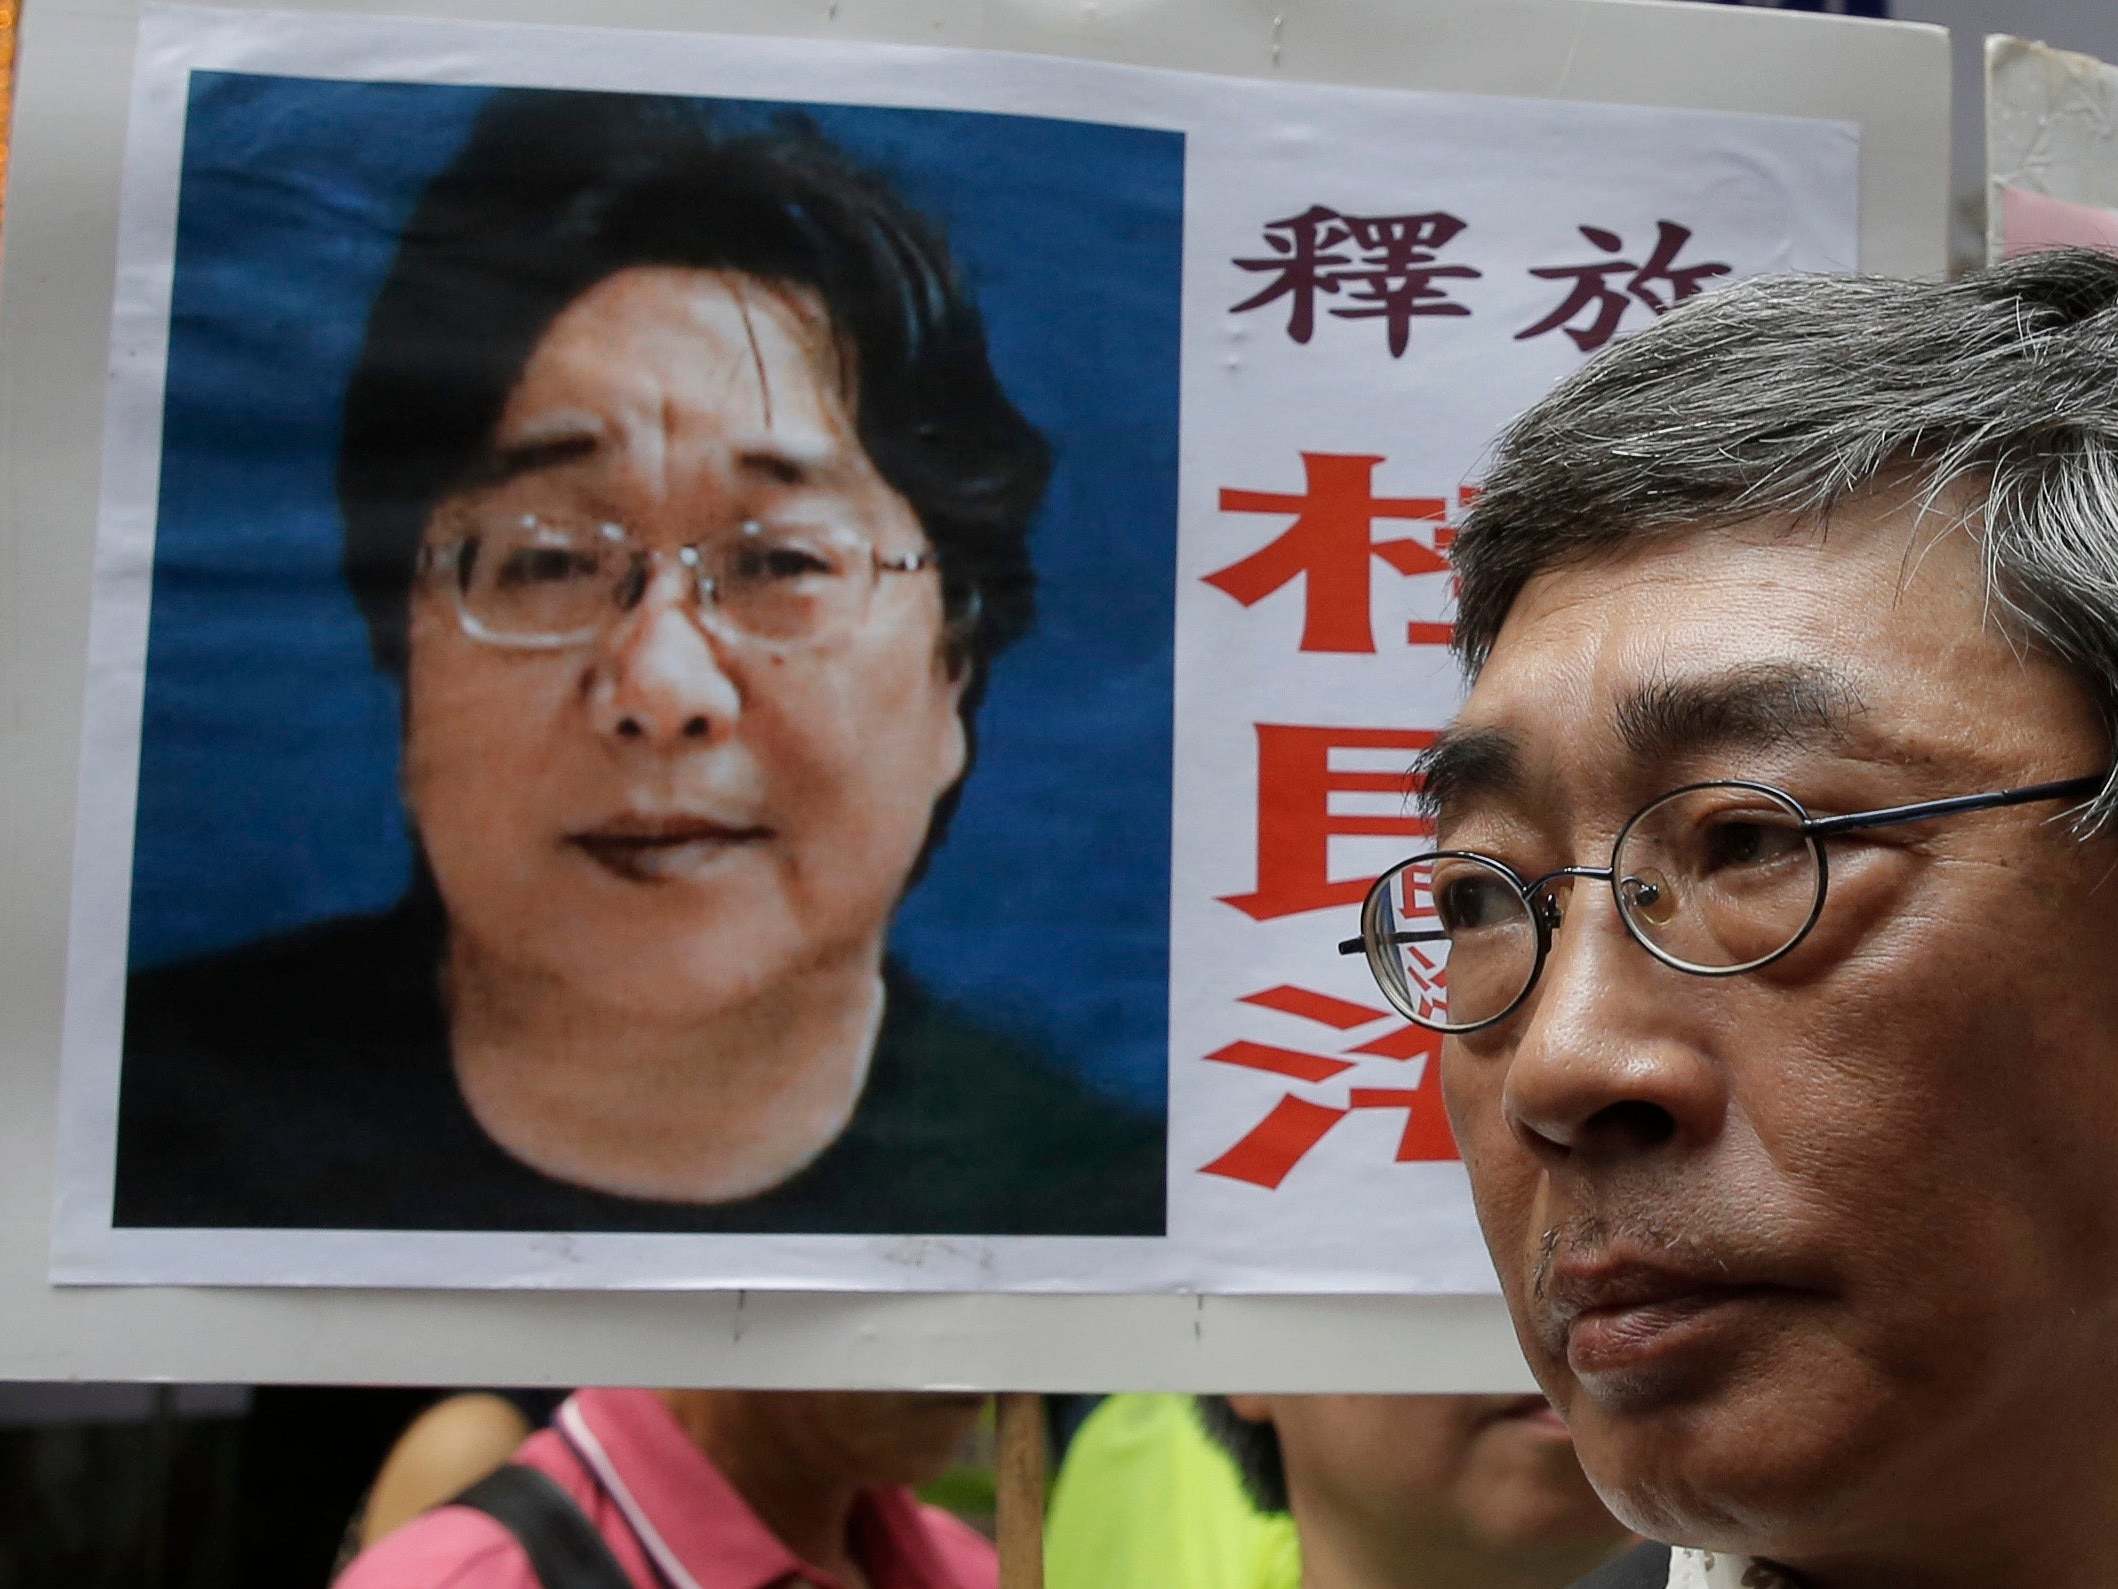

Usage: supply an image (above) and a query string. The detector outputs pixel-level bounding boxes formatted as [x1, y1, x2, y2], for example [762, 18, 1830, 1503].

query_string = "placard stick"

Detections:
[995, 1392, 1047, 1589]
[0, 0, 18, 245]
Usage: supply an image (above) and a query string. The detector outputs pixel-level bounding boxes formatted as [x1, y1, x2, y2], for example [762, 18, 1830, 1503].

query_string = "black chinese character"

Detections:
[1516, 221, 1732, 353]
[1234, 206, 1481, 357]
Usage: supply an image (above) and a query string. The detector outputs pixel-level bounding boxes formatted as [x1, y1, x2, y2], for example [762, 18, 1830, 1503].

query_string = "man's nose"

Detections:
[1499, 881, 1727, 1163]
[583, 563, 742, 746]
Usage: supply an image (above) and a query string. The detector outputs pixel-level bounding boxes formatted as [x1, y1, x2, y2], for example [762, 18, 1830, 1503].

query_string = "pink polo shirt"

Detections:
[336, 1389, 998, 1589]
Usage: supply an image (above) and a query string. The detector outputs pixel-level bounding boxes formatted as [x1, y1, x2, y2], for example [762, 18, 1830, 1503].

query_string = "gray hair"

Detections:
[1452, 245, 2118, 832]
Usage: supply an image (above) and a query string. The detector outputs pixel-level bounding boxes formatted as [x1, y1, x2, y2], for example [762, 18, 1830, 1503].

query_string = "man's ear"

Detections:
[1225, 1393, 1275, 1427]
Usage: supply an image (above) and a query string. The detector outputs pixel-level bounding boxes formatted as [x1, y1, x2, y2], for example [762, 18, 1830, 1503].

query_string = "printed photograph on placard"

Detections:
[54, 6, 1857, 1288]
[108, 74, 1181, 1237]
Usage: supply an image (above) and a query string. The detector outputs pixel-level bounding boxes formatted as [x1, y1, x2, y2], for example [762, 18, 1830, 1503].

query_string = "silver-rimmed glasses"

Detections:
[417, 512, 937, 651]
[1339, 773, 2106, 1033]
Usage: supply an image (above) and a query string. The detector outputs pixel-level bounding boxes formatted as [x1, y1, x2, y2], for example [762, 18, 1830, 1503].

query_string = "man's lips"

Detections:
[568, 816, 771, 882]
[1543, 1258, 1799, 1379]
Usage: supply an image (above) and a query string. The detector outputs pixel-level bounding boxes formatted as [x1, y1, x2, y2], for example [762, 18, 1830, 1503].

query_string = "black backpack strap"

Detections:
[450, 1464, 638, 1589]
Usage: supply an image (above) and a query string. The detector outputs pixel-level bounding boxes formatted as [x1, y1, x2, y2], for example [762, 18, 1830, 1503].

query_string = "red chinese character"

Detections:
[1343, 1021, 1455, 1162]
[1200, 1095, 1347, 1189]
[1199, 984, 1457, 1188]
[1516, 221, 1732, 353]
[1211, 454, 1450, 653]
[1220, 724, 1436, 922]
[1403, 485, 1479, 647]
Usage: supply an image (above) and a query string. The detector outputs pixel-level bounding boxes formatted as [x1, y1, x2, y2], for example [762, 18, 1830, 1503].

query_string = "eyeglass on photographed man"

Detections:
[112, 86, 1164, 1237]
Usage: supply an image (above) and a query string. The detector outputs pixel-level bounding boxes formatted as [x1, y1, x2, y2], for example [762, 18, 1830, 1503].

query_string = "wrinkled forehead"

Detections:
[501, 265, 856, 448]
[1427, 507, 2005, 828]
[466, 266, 873, 504]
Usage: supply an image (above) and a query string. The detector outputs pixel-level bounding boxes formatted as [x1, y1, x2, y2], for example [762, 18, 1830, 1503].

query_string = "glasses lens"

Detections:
[1363, 854, 1538, 1031]
[1614, 784, 1821, 972]
[708, 520, 868, 644]
[457, 518, 616, 644]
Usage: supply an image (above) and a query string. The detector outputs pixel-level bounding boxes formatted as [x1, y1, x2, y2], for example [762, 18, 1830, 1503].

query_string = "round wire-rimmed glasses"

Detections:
[417, 511, 937, 652]
[1338, 773, 2106, 1033]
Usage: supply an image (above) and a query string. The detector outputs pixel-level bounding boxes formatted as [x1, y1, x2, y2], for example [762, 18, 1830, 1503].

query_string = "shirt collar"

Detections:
[564, 1389, 968, 1589]
[1668, 1546, 1805, 1588]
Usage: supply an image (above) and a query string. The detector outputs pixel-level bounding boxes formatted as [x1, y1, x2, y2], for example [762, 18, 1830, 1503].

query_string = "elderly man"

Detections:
[1342, 247, 2118, 1588]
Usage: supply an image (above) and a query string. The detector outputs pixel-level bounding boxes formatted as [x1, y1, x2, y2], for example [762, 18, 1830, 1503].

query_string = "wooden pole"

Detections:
[995, 1392, 1047, 1589]
[0, 0, 17, 249]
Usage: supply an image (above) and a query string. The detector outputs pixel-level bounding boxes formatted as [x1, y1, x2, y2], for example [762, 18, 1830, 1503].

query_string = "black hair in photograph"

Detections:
[339, 86, 1051, 704]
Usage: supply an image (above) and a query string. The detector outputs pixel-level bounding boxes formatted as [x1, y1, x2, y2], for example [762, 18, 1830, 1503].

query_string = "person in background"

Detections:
[1044, 1392, 1628, 1589]
[336, 1387, 995, 1589]
[340, 1393, 546, 1564]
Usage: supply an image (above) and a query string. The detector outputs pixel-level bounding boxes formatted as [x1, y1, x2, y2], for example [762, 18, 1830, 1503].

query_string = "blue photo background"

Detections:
[128, 73, 1181, 1116]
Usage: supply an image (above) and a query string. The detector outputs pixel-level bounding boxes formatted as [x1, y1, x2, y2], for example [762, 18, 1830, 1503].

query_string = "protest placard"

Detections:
[2, 0, 1949, 1384]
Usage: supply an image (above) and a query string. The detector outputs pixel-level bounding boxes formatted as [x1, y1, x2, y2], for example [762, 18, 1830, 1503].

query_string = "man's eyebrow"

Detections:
[464, 430, 602, 492]
[1413, 726, 1524, 826]
[1613, 661, 1870, 768]
[734, 446, 827, 488]
[459, 432, 847, 507]
[1413, 661, 1868, 827]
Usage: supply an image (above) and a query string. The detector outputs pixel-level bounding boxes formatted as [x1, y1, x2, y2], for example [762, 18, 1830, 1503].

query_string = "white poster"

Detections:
[52, 3, 1858, 1291]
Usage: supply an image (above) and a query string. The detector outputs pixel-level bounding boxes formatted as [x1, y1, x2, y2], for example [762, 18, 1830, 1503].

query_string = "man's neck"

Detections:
[658, 1392, 872, 1589]
[446, 939, 885, 1202]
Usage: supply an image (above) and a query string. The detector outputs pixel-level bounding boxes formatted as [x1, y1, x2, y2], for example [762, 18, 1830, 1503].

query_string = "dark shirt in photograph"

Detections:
[114, 898, 1164, 1237]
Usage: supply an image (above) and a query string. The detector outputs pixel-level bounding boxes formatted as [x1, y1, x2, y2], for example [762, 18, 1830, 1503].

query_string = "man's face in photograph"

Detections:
[401, 265, 969, 1022]
[1436, 491, 2118, 1559]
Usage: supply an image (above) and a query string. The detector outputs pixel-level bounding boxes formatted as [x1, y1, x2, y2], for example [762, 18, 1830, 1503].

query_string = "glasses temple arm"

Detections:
[1803, 773, 2107, 837]
[1339, 930, 1450, 955]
